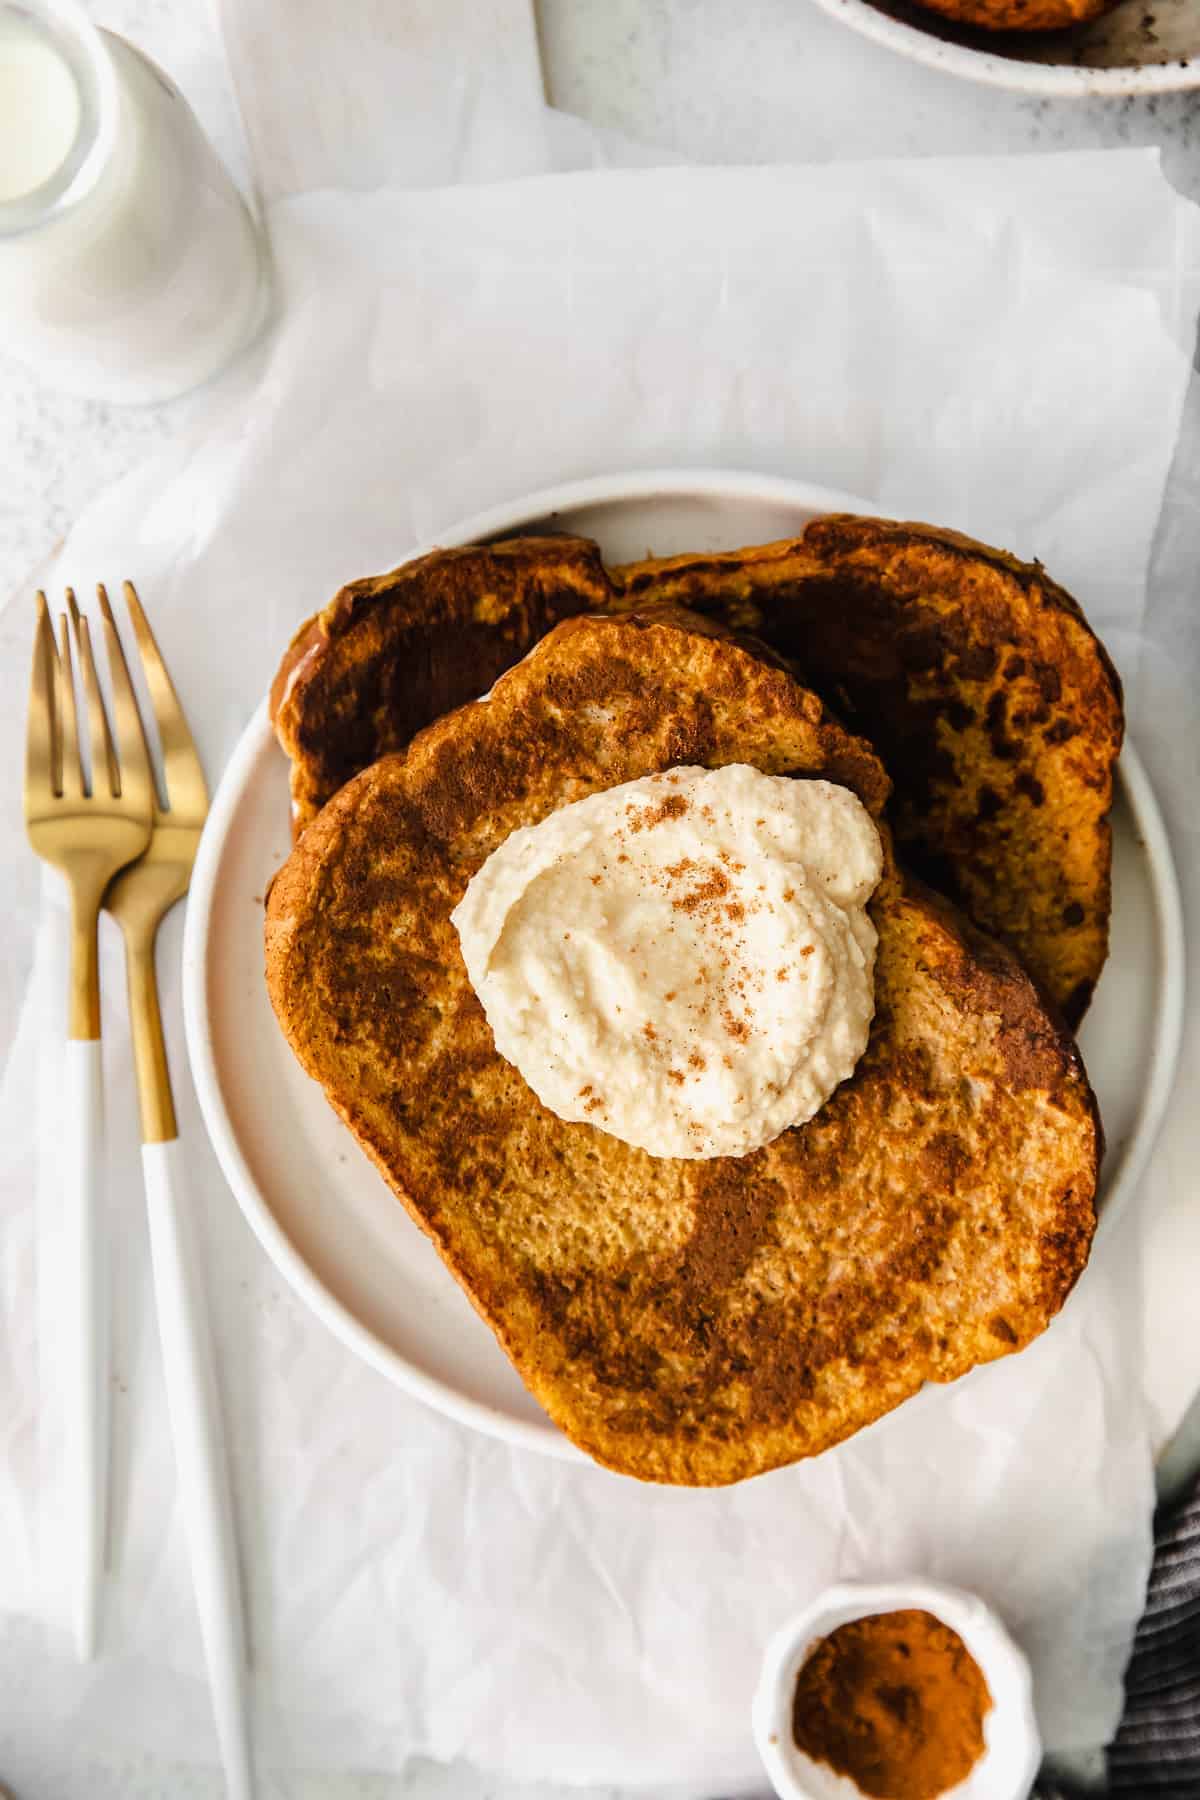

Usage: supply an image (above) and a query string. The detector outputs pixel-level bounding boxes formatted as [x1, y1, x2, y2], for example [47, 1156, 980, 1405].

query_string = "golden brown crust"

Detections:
[909, 0, 1114, 29]
[613, 517, 1124, 1027]
[272, 535, 613, 831]
[265, 611, 1100, 1487]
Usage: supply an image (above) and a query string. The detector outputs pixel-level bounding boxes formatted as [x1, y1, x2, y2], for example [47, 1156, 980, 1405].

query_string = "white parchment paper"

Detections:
[1, 148, 1199, 1792]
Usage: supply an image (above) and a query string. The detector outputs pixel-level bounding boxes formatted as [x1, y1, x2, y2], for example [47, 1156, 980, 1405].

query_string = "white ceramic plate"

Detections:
[182, 468, 1185, 1460]
[810, 0, 1200, 95]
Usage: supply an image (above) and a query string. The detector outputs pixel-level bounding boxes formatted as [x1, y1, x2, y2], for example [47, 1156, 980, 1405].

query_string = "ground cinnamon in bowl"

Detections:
[791, 1608, 992, 1800]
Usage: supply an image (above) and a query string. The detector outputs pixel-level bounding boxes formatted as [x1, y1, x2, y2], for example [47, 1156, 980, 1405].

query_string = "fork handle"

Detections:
[126, 940, 177, 1144]
[143, 1138, 255, 1800]
[64, 1038, 107, 1662]
[68, 880, 103, 1041]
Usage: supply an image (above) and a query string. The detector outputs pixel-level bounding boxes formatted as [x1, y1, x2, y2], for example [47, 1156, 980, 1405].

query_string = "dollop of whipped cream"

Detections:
[451, 764, 882, 1160]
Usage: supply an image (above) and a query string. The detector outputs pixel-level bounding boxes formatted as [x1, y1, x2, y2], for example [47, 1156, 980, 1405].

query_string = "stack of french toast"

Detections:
[264, 514, 1121, 1486]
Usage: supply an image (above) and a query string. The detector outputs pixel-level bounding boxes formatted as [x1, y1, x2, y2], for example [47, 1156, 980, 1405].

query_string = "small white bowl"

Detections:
[752, 1578, 1042, 1800]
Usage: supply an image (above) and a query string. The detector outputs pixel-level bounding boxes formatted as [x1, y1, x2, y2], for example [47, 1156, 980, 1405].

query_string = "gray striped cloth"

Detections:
[1036, 1474, 1200, 1799]
[1106, 1474, 1200, 1797]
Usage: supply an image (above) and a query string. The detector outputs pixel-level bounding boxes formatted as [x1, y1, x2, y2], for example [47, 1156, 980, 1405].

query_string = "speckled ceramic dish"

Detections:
[810, 0, 1200, 93]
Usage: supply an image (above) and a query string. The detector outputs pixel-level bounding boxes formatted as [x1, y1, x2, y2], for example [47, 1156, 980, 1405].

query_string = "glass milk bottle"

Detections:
[0, 0, 268, 403]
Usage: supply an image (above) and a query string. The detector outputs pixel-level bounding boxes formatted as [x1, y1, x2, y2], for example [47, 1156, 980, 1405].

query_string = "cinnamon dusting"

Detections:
[628, 793, 689, 831]
[792, 1609, 991, 1800]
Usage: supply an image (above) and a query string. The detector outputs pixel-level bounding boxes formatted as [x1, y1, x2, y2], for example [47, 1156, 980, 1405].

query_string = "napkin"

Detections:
[1031, 1469, 1200, 1800]
[1, 146, 1199, 1794]
[1107, 1470, 1200, 1796]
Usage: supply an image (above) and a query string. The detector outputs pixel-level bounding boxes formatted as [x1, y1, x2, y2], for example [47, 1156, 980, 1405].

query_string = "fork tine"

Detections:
[26, 592, 61, 801]
[68, 591, 119, 799]
[95, 584, 155, 817]
[119, 582, 208, 812]
[59, 609, 84, 798]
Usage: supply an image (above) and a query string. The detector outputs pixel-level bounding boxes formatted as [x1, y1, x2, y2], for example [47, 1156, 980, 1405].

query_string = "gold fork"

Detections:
[24, 590, 155, 1660]
[101, 584, 255, 1800]
[104, 584, 209, 1143]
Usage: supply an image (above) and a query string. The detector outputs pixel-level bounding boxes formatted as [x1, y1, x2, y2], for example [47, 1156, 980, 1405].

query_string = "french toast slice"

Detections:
[614, 518, 1124, 1027]
[265, 610, 1101, 1487]
[269, 520, 1122, 1026]
[270, 535, 612, 831]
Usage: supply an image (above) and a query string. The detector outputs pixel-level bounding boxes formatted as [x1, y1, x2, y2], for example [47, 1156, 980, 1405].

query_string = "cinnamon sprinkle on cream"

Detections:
[451, 764, 881, 1160]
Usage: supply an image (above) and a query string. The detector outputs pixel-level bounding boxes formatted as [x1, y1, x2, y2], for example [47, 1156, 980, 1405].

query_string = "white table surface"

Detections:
[3, 1, 1196, 1794]
[5, 0, 1200, 614]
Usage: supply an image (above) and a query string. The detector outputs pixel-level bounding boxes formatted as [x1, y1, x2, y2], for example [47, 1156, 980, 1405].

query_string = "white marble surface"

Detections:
[5, 0, 1200, 611]
[538, 0, 1200, 183]
[3, 2, 1197, 1795]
